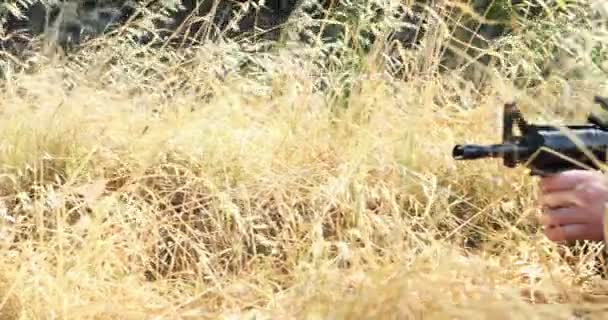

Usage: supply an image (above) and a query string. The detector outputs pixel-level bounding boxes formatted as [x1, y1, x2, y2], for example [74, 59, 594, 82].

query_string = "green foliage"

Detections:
[484, 0, 513, 21]
[491, 0, 608, 89]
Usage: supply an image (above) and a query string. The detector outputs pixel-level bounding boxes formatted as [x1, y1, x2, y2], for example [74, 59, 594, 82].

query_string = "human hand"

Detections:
[538, 170, 608, 242]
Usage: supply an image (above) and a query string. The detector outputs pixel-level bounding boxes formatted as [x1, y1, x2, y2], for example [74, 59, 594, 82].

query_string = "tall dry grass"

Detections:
[1, 1, 608, 319]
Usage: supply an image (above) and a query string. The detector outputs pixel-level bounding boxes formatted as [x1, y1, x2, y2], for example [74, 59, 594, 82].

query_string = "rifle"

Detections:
[452, 96, 608, 176]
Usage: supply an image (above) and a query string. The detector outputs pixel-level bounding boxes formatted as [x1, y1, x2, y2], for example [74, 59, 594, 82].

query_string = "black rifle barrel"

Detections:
[452, 144, 529, 160]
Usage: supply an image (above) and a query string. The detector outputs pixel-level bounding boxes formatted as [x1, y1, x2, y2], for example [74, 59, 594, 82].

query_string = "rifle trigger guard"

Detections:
[590, 96, 608, 128]
[588, 114, 608, 128]
[594, 96, 608, 113]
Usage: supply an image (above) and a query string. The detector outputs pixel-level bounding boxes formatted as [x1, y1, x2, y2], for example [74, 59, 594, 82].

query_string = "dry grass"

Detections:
[2, 1, 608, 319]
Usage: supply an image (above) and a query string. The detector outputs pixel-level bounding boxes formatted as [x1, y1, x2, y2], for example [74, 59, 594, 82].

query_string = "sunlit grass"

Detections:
[1, 1, 608, 319]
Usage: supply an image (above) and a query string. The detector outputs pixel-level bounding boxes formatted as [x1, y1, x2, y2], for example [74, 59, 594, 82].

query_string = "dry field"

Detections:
[2, 1, 608, 319]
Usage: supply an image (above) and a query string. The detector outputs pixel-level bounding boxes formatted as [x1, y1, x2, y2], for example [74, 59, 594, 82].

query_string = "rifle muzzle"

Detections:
[452, 144, 529, 160]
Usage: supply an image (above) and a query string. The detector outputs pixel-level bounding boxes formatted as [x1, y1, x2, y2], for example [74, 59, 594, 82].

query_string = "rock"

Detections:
[1, 0, 301, 51]
[0, 0, 426, 51]
[0, 0, 558, 83]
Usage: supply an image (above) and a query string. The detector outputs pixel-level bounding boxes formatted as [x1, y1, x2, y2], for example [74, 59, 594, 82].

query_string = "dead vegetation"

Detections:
[0, 0, 608, 319]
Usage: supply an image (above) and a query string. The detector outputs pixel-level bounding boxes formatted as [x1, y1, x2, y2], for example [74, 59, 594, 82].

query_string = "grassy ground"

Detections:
[2, 1, 608, 319]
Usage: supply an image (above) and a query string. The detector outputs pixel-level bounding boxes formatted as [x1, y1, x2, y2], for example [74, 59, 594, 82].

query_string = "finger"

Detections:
[540, 190, 585, 208]
[540, 207, 588, 227]
[544, 224, 602, 242]
[539, 170, 597, 192]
